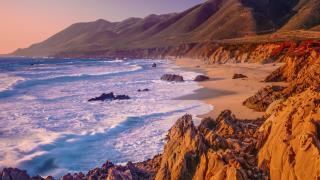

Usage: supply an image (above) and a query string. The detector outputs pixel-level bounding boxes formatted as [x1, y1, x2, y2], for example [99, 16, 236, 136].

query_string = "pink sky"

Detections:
[0, 0, 204, 54]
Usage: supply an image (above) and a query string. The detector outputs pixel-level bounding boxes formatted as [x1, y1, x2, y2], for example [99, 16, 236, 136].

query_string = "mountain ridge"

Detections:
[13, 0, 320, 57]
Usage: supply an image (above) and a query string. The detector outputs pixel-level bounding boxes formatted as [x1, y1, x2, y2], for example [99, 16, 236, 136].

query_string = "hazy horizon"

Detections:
[0, 0, 204, 54]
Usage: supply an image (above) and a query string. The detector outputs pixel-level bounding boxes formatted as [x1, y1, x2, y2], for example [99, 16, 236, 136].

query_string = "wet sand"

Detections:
[175, 58, 286, 119]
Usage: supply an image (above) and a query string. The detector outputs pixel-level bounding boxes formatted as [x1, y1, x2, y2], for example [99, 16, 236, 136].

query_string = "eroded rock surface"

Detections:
[243, 85, 285, 112]
[155, 112, 267, 180]
[257, 87, 320, 179]
[0, 168, 30, 180]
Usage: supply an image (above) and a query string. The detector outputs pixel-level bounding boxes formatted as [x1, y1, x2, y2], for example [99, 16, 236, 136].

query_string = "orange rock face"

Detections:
[257, 87, 320, 179]
[155, 112, 267, 180]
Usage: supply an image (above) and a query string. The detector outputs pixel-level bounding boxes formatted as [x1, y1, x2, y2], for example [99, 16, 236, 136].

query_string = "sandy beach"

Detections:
[175, 58, 287, 119]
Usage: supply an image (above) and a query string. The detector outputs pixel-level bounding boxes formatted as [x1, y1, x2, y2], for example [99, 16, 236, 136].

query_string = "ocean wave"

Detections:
[0, 73, 26, 92]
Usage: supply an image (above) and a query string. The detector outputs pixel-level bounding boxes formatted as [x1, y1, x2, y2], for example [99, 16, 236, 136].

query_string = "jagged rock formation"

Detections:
[61, 157, 161, 180]
[0, 168, 30, 180]
[243, 85, 285, 112]
[155, 111, 267, 180]
[155, 88, 320, 179]
[244, 40, 320, 112]
[257, 87, 320, 179]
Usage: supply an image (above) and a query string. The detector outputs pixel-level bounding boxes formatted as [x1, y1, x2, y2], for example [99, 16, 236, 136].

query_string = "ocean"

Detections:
[0, 57, 212, 177]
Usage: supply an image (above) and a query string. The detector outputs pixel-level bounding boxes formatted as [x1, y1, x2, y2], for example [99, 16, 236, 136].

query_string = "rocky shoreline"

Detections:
[1, 40, 320, 180]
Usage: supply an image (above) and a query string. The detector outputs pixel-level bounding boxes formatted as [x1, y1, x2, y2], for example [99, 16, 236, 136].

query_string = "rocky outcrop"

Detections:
[155, 89, 320, 180]
[160, 74, 184, 82]
[152, 63, 157, 68]
[257, 87, 320, 179]
[265, 41, 320, 83]
[0, 168, 30, 180]
[155, 111, 267, 180]
[0, 156, 162, 180]
[243, 85, 285, 112]
[62, 160, 156, 180]
[193, 75, 210, 82]
[232, 74, 248, 79]
[88, 92, 130, 101]
[244, 40, 320, 112]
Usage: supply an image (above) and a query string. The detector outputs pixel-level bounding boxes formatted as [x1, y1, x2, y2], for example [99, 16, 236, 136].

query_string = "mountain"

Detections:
[13, 0, 320, 57]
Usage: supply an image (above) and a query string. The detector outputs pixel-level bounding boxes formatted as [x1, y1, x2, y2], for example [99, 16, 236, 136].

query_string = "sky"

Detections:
[0, 0, 204, 54]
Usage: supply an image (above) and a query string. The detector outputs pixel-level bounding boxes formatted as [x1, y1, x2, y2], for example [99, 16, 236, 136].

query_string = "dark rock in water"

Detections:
[88, 92, 130, 101]
[161, 74, 184, 82]
[138, 88, 150, 92]
[194, 75, 210, 82]
[60, 159, 158, 180]
[0, 168, 30, 180]
[232, 73, 248, 79]
[115, 95, 130, 100]
[88, 92, 115, 101]
[152, 63, 157, 67]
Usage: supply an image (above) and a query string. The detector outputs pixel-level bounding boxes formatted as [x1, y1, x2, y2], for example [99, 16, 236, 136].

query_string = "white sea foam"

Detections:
[0, 73, 25, 92]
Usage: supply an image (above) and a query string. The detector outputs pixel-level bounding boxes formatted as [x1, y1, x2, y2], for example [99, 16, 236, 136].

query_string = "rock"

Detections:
[232, 74, 248, 79]
[62, 173, 73, 180]
[160, 74, 184, 82]
[115, 95, 130, 100]
[155, 113, 265, 180]
[152, 63, 157, 68]
[45, 176, 54, 180]
[59, 159, 156, 180]
[88, 92, 130, 101]
[88, 92, 115, 101]
[0, 168, 30, 180]
[134, 155, 162, 179]
[243, 85, 285, 112]
[102, 160, 114, 170]
[138, 88, 150, 92]
[265, 99, 284, 117]
[214, 110, 241, 136]
[107, 167, 132, 180]
[194, 75, 210, 82]
[257, 88, 320, 179]
[155, 114, 206, 180]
